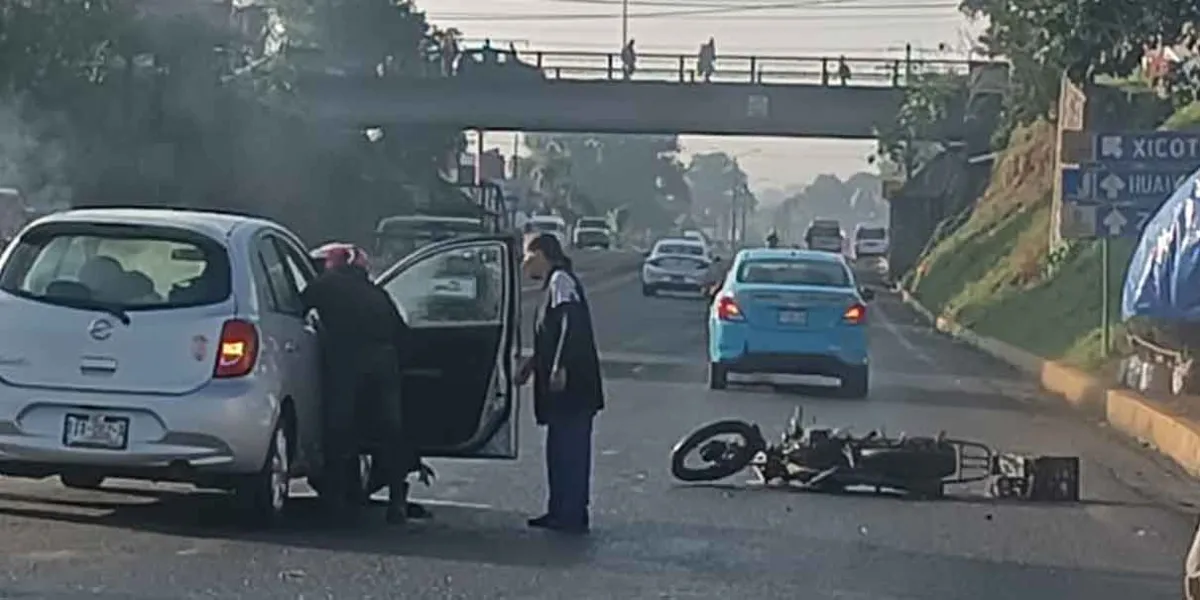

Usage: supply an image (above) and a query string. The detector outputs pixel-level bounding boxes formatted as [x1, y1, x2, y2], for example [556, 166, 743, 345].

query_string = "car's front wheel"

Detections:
[235, 420, 292, 528]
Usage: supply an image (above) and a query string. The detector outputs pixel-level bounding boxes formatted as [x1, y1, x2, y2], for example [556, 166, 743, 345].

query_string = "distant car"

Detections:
[641, 238, 713, 297]
[573, 217, 612, 250]
[853, 225, 889, 259]
[707, 248, 872, 397]
[373, 214, 486, 269]
[526, 214, 569, 247]
[805, 219, 845, 254]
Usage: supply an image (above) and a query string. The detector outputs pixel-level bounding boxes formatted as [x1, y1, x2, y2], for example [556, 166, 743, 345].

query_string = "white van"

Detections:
[526, 215, 569, 246]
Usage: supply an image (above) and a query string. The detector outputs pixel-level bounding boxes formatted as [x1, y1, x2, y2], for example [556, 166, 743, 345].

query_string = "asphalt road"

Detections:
[0, 254, 1196, 599]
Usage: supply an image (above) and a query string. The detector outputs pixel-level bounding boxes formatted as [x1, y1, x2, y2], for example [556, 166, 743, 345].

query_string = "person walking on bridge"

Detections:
[837, 55, 851, 85]
[696, 38, 716, 82]
[621, 39, 637, 80]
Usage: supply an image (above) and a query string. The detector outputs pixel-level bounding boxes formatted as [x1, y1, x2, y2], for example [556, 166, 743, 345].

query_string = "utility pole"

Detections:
[729, 186, 739, 246]
[621, 0, 629, 47]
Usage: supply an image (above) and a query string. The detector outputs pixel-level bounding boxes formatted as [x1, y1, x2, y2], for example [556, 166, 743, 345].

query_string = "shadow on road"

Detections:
[0, 486, 597, 568]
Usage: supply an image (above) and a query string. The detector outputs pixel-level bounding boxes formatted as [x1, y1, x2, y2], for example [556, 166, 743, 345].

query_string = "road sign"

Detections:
[1060, 165, 1194, 205]
[1092, 131, 1200, 164]
[1063, 201, 1155, 238]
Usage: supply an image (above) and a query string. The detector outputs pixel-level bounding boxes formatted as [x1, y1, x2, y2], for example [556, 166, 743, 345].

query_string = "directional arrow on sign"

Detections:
[1099, 173, 1127, 200]
[1102, 208, 1128, 236]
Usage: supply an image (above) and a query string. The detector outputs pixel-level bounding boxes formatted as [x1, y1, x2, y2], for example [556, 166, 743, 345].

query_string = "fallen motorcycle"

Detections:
[669, 407, 1080, 501]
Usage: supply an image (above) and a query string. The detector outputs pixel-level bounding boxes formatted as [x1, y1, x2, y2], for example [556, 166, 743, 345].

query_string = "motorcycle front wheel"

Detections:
[670, 420, 765, 482]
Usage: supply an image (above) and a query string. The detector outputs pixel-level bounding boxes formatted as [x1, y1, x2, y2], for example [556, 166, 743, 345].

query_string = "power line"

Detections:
[432, 11, 959, 22]
[431, 3, 960, 22]
[541, 0, 956, 8]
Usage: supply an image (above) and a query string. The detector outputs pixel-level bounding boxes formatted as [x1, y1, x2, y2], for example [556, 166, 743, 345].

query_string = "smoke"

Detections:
[0, 98, 73, 210]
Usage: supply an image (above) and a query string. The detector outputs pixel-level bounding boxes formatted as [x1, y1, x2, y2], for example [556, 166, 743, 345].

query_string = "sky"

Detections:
[429, 0, 984, 197]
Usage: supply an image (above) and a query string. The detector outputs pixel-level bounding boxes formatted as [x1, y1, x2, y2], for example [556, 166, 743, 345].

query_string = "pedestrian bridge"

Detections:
[296, 47, 985, 139]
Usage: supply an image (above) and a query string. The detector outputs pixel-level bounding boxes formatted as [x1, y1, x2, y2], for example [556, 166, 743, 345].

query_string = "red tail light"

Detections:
[214, 319, 259, 378]
[843, 303, 866, 325]
[716, 294, 744, 321]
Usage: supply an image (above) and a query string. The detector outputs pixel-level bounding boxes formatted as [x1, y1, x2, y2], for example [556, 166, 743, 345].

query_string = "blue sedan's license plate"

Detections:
[778, 310, 807, 325]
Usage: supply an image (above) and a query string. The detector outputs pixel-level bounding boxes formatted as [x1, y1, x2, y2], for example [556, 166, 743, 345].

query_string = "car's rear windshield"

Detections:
[577, 230, 608, 241]
[857, 227, 887, 240]
[808, 225, 842, 237]
[577, 218, 607, 229]
[737, 259, 850, 287]
[656, 243, 704, 256]
[0, 223, 231, 310]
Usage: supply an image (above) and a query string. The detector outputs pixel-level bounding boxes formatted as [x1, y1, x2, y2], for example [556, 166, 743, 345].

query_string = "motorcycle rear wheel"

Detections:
[670, 420, 765, 482]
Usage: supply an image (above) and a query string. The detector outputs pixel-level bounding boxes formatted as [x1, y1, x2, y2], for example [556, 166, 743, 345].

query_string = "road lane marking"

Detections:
[875, 303, 939, 369]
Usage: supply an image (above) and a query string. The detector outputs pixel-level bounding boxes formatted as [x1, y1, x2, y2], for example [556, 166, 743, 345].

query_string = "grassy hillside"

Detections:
[904, 121, 1133, 371]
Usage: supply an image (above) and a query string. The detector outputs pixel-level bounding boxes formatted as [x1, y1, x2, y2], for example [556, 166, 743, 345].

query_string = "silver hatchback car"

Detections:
[0, 208, 324, 523]
[0, 207, 527, 526]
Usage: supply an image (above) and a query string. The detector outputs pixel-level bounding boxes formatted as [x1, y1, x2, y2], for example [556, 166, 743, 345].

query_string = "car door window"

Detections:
[256, 237, 304, 315]
[271, 237, 314, 297]
[381, 241, 506, 328]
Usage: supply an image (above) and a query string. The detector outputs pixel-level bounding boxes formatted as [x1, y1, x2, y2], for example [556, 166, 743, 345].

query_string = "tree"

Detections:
[523, 133, 689, 230]
[873, 72, 965, 174]
[958, 0, 1200, 127]
[0, 0, 462, 243]
[685, 151, 754, 222]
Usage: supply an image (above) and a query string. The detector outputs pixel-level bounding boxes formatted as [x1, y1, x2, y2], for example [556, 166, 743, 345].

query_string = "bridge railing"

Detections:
[457, 48, 975, 87]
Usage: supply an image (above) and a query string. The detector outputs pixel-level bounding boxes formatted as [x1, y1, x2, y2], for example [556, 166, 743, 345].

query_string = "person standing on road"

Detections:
[302, 244, 418, 526]
[517, 233, 604, 534]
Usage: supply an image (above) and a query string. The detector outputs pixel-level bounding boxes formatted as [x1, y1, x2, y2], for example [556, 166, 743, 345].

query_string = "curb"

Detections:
[898, 285, 1200, 479]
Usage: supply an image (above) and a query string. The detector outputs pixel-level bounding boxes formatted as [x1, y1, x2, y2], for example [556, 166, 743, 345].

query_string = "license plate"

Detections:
[63, 413, 129, 450]
[778, 310, 807, 325]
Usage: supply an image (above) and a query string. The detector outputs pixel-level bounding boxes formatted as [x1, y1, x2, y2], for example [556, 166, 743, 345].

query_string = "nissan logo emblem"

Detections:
[88, 319, 114, 341]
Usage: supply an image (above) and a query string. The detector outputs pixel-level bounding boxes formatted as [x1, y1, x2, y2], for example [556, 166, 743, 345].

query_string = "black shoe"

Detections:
[527, 513, 557, 529]
[406, 502, 432, 520]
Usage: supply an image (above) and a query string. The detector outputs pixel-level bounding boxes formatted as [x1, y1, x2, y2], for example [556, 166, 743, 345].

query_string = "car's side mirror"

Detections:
[859, 286, 876, 302]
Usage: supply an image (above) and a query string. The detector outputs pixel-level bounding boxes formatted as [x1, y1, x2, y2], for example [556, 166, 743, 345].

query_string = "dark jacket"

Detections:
[301, 265, 409, 359]
[532, 266, 604, 425]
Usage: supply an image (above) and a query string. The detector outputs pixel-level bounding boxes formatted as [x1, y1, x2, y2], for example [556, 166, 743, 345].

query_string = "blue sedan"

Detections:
[706, 248, 873, 397]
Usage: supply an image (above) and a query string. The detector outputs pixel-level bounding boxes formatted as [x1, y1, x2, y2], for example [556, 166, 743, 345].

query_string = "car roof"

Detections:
[655, 237, 704, 247]
[31, 207, 277, 241]
[738, 247, 847, 264]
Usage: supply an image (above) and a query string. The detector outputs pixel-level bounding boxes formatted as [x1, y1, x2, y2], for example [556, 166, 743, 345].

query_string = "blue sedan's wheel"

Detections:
[708, 362, 728, 390]
[839, 366, 869, 398]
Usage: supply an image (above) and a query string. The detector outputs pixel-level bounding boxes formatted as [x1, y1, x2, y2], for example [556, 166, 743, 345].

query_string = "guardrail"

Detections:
[454, 48, 978, 87]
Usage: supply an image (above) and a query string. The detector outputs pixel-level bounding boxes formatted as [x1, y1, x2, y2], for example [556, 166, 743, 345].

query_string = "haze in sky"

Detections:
[431, 0, 983, 196]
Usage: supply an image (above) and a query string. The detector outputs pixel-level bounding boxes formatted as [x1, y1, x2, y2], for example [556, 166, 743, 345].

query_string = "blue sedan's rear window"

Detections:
[737, 259, 850, 287]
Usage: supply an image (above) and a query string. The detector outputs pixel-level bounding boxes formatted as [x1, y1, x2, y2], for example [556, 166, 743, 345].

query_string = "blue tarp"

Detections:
[1121, 167, 1200, 321]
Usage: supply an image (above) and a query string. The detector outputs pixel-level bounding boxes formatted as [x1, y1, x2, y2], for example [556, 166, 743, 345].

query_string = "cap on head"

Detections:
[313, 242, 369, 270]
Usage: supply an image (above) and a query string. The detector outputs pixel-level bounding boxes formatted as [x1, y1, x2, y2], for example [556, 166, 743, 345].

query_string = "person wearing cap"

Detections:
[302, 243, 417, 526]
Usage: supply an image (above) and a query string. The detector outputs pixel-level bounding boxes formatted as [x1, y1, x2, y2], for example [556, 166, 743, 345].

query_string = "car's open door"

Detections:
[373, 233, 519, 459]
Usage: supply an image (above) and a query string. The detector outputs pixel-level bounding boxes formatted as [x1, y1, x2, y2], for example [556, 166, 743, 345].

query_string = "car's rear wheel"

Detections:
[235, 420, 291, 528]
[839, 366, 869, 398]
[60, 473, 105, 490]
[708, 362, 728, 390]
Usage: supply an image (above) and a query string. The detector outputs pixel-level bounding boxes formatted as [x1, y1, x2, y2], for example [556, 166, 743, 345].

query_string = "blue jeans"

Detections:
[544, 411, 595, 525]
